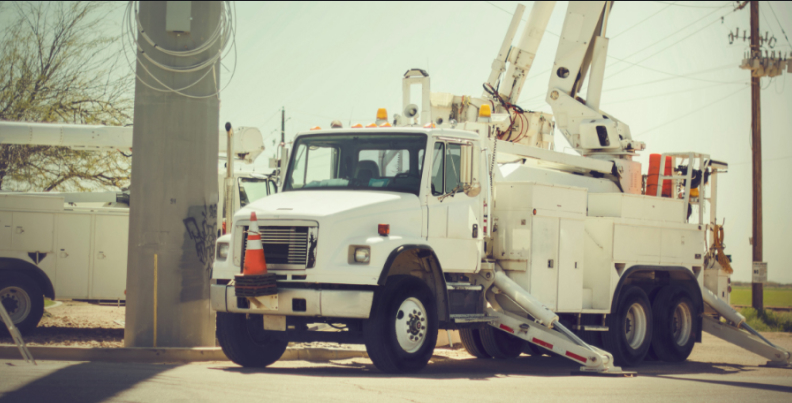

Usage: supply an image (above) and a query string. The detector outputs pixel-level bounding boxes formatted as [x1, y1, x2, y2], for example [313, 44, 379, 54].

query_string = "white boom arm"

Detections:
[0, 121, 265, 163]
[545, 1, 644, 157]
[486, 1, 555, 105]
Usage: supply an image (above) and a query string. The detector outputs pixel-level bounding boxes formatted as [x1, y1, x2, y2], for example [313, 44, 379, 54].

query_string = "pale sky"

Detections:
[103, 1, 791, 283]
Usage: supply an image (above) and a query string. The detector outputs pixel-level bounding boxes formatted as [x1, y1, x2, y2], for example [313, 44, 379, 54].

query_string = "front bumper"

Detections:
[210, 283, 374, 319]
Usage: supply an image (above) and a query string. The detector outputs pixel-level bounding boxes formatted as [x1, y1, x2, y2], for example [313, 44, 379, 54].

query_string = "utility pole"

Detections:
[731, 1, 788, 311]
[281, 106, 286, 147]
[749, 0, 763, 312]
[125, 1, 222, 347]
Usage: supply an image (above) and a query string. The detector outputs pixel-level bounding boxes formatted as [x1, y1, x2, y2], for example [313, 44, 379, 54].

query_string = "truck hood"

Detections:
[236, 190, 420, 221]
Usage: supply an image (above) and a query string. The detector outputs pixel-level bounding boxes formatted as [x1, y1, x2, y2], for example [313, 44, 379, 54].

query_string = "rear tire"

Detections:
[479, 326, 523, 359]
[603, 285, 653, 366]
[363, 276, 438, 373]
[650, 285, 698, 362]
[0, 273, 44, 336]
[459, 327, 491, 358]
[216, 312, 288, 367]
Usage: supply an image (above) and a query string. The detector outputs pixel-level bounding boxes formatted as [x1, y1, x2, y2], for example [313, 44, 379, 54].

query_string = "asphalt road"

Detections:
[1, 333, 791, 403]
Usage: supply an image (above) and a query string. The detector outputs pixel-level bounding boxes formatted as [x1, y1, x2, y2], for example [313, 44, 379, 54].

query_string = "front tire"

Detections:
[603, 285, 653, 366]
[364, 276, 438, 373]
[650, 285, 698, 362]
[216, 312, 288, 367]
[0, 273, 44, 336]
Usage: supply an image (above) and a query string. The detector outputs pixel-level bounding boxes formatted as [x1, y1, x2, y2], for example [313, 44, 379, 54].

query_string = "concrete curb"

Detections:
[0, 345, 368, 363]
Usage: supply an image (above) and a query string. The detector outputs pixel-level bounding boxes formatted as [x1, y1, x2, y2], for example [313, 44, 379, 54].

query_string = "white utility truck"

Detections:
[0, 121, 277, 334]
[211, 1, 790, 373]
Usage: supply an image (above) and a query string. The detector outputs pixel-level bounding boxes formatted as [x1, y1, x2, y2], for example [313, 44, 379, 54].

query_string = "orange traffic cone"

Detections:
[235, 211, 277, 298]
[242, 211, 267, 275]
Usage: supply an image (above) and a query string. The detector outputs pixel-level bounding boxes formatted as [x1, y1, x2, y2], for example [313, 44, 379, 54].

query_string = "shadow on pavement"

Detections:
[0, 361, 178, 403]
[650, 374, 792, 394]
[214, 353, 781, 381]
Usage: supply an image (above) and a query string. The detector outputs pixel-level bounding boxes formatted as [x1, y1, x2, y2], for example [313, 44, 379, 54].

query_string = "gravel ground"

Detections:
[1, 300, 125, 347]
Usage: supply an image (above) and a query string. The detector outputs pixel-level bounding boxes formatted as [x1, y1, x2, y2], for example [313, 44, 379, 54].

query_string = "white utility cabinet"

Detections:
[493, 182, 587, 312]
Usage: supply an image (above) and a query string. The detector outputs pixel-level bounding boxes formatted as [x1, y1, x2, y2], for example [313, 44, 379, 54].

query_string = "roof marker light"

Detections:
[310, 126, 321, 130]
[351, 123, 363, 128]
[423, 123, 436, 129]
[379, 122, 392, 127]
[366, 123, 378, 128]
[479, 104, 492, 122]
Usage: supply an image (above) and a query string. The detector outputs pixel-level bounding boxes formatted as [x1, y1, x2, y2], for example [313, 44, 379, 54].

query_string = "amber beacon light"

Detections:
[378, 224, 390, 236]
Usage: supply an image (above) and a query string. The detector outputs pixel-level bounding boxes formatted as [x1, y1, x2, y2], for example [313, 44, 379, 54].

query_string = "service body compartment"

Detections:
[493, 182, 587, 312]
[588, 193, 684, 223]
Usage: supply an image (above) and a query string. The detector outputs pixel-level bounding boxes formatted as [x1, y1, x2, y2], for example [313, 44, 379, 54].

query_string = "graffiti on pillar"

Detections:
[183, 202, 218, 276]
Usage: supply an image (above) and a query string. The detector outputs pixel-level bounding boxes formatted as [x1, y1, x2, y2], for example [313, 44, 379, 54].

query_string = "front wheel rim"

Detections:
[672, 302, 693, 346]
[0, 286, 31, 324]
[395, 297, 427, 353]
[624, 302, 647, 350]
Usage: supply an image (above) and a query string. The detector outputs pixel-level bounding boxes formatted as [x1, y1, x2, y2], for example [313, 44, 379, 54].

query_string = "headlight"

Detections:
[354, 247, 370, 263]
[216, 242, 229, 260]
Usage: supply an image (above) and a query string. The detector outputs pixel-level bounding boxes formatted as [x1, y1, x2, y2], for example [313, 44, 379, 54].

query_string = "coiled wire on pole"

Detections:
[121, 1, 237, 99]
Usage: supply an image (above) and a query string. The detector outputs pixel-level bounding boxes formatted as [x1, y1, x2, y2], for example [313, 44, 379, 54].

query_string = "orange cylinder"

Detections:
[646, 154, 672, 197]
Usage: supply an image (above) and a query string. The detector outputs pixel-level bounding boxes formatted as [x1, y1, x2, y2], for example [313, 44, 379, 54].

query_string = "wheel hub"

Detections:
[623, 302, 647, 350]
[0, 286, 30, 324]
[671, 302, 692, 346]
[395, 297, 427, 353]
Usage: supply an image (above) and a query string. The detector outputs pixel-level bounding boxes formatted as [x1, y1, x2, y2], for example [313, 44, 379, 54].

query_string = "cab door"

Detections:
[425, 138, 482, 272]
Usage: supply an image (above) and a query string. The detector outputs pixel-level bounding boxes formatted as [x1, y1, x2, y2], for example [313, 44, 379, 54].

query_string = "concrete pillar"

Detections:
[125, 1, 222, 347]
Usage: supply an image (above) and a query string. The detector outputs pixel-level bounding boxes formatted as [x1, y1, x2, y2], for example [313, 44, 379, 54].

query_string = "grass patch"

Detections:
[740, 307, 792, 332]
[44, 298, 56, 308]
[730, 286, 792, 307]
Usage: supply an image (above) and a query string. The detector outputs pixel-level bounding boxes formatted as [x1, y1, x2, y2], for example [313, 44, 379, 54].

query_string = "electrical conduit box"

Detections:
[165, 1, 191, 33]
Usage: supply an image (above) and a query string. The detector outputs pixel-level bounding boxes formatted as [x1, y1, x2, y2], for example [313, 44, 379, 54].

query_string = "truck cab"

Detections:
[212, 127, 488, 371]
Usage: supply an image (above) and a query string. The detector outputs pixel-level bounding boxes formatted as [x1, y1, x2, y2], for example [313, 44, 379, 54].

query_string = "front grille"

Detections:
[240, 225, 312, 269]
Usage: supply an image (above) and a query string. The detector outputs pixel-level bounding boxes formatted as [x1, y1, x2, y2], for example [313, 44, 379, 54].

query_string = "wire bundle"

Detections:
[121, 1, 237, 99]
[483, 83, 530, 143]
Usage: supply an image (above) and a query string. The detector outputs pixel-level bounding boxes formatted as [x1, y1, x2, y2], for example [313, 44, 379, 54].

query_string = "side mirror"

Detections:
[464, 181, 481, 197]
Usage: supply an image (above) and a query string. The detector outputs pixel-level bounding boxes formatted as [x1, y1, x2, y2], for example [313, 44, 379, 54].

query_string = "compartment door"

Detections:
[91, 215, 128, 299]
[557, 218, 584, 312]
[54, 214, 92, 299]
[530, 216, 558, 310]
[11, 212, 54, 252]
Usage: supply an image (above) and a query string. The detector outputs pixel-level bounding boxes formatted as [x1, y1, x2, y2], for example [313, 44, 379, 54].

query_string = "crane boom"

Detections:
[545, 1, 644, 158]
[0, 121, 265, 163]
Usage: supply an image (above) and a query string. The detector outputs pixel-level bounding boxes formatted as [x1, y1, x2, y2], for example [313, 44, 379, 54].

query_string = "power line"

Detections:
[634, 86, 748, 138]
[611, 2, 675, 39]
[767, 1, 792, 49]
[606, 6, 734, 78]
[606, 81, 748, 105]
[652, 1, 732, 8]
[519, 63, 737, 106]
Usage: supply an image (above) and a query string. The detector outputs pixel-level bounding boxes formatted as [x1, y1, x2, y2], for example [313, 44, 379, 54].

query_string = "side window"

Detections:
[431, 143, 444, 196]
[445, 144, 462, 194]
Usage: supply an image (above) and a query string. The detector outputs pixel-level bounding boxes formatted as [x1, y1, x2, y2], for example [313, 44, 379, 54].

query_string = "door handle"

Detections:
[97, 252, 106, 260]
[472, 224, 478, 238]
[15, 226, 24, 234]
[59, 251, 69, 258]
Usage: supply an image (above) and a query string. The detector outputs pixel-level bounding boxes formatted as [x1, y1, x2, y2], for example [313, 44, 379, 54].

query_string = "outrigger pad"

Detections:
[570, 369, 637, 377]
[234, 273, 278, 297]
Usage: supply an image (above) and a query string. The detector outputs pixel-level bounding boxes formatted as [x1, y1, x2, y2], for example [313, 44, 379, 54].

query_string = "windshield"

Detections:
[239, 178, 270, 208]
[283, 133, 427, 195]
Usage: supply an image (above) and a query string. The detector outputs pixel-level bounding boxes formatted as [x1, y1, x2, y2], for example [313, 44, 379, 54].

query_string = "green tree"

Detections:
[0, 1, 133, 192]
